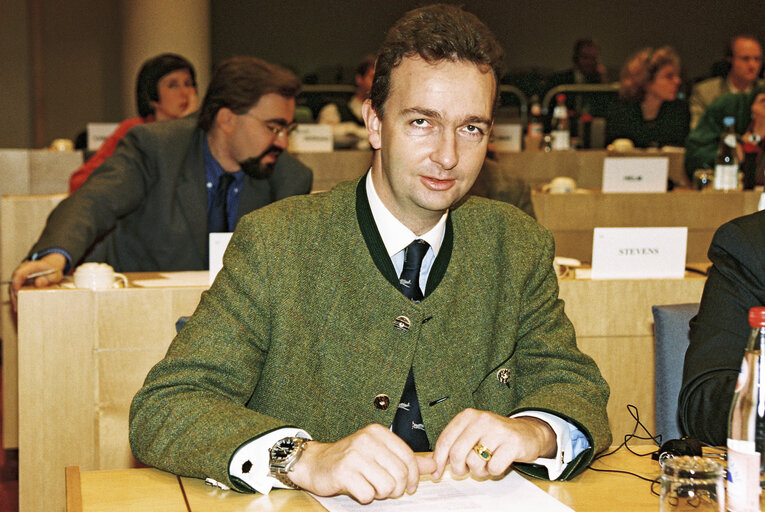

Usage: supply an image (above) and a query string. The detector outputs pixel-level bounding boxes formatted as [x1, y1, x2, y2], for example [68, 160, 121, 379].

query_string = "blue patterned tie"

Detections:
[208, 173, 234, 233]
[392, 239, 430, 451]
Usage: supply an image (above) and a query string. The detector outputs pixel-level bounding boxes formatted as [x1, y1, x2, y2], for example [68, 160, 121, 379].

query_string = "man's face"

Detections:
[575, 44, 600, 76]
[230, 93, 296, 178]
[729, 38, 763, 86]
[364, 57, 494, 232]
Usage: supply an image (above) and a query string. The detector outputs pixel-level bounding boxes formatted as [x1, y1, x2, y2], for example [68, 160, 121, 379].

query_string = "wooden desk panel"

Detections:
[496, 149, 687, 189]
[559, 275, 706, 444]
[534, 190, 762, 263]
[0, 193, 67, 448]
[18, 278, 207, 512]
[294, 150, 371, 192]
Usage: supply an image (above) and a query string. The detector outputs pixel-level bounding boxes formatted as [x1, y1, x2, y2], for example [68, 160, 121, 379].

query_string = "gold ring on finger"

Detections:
[473, 442, 493, 461]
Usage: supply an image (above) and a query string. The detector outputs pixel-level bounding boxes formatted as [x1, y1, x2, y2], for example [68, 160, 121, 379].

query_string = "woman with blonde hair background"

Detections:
[606, 46, 689, 148]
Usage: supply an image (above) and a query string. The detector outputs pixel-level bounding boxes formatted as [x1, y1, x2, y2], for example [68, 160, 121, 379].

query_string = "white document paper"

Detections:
[602, 157, 668, 193]
[209, 232, 234, 285]
[312, 470, 573, 512]
[492, 124, 523, 152]
[288, 124, 333, 152]
[591, 227, 687, 279]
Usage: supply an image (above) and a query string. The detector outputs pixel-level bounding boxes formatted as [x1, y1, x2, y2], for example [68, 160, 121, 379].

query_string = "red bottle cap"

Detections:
[748, 307, 765, 327]
[556, 93, 566, 102]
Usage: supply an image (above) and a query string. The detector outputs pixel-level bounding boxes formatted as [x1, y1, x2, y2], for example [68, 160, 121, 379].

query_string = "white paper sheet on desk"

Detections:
[312, 470, 573, 512]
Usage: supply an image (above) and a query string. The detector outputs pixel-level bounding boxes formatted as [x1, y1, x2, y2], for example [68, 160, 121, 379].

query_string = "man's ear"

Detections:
[215, 107, 237, 135]
[362, 99, 382, 150]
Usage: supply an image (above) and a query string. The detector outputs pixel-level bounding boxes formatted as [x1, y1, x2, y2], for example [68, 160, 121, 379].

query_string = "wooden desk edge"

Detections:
[65, 465, 83, 512]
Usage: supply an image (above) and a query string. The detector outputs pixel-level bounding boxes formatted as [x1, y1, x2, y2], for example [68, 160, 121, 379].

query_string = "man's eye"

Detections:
[464, 125, 484, 135]
[412, 119, 429, 127]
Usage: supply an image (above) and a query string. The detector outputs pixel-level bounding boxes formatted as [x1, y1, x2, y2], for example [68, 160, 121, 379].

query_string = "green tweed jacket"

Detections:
[130, 177, 611, 490]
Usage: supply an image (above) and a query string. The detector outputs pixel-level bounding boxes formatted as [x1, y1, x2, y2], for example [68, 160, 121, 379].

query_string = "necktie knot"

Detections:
[399, 239, 429, 302]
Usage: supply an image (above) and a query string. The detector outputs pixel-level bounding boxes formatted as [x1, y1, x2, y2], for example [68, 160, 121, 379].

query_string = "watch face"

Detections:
[272, 438, 297, 459]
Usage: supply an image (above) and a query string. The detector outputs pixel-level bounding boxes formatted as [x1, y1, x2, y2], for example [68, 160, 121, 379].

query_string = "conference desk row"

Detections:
[0, 147, 684, 198]
[65, 445, 668, 511]
[16, 271, 707, 512]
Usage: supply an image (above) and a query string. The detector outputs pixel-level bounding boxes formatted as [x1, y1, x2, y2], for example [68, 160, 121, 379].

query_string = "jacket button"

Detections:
[496, 368, 510, 383]
[394, 315, 411, 331]
[373, 394, 390, 410]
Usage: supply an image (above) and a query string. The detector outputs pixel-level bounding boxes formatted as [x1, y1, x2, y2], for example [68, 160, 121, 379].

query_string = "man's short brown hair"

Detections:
[198, 57, 301, 132]
[369, 4, 505, 118]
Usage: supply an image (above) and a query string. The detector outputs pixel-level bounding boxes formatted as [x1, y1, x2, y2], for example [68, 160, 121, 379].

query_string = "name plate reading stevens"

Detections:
[591, 227, 687, 279]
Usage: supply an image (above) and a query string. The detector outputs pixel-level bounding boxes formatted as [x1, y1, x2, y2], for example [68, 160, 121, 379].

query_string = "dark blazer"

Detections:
[29, 116, 313, 272]
[679, 210, 765, 444]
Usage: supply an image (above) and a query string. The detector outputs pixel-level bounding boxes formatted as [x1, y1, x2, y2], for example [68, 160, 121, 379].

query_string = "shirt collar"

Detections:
[727, 75, 753, 94]
[365, 170, 447, 258]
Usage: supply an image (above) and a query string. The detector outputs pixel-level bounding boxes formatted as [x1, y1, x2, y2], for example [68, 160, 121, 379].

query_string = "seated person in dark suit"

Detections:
[317, 54, 376, 126]
[679, 210, 765, 445]
[606, 46, 689, 148]
[546, 38, 612, 132]
[469, 158, 536, 219]
[10, 57, 313, 307]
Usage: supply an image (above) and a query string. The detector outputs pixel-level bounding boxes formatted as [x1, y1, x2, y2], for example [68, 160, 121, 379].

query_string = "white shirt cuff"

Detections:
[228, 427, 312, 494]
[510, 411, 572, 480]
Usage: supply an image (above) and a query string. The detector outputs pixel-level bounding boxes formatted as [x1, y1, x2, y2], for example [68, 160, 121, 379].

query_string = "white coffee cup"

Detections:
[73, 263, 128, 290]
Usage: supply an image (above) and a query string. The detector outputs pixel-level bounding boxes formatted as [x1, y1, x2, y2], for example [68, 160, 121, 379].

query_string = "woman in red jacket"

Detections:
[69, 53, 198, 192]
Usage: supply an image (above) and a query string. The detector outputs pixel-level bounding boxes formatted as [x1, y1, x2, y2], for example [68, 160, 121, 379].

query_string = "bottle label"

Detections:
[726, 441, 761, 511]
[727, 438, 760, 512]
[714, 164, 739, 190]
[725, 134, 738, 148]
[527, 122, 543, 136]
[552, 130, 570, 150]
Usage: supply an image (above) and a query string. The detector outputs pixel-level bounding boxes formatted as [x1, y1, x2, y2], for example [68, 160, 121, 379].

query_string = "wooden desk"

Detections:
[17, 273, 208, 512]
[533, 189, 762, 263]
[16, 270, 705, 512]
[66, 446, 663, 511]
[0, 149, 81, 196]
[497, 149, 688, 188]
[0, 193, 68, 448]
[294, 150, 371, 192]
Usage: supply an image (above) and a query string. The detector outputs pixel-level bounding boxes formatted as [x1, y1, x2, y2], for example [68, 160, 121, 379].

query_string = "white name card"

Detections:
[602, 157, 668, 193]
[86, 122, 119, 151]
[591, 227, 687, 279]
[209, 232, 233, 285]
[492, 124, 522, 152]
[288, 124, 333, 153]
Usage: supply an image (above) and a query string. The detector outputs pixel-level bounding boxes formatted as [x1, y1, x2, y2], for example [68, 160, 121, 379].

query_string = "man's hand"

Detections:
[288, 424, 436, 504]
[10, 253, 66, 311]
[431, 409, 557, 480]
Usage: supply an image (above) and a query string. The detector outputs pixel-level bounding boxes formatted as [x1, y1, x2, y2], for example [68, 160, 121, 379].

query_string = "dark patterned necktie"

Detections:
[392, 239, 430, 451]
[208, 173, 234, 233]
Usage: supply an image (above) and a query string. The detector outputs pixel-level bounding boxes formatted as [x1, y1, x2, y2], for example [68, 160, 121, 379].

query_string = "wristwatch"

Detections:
[268, 437, 309, 489]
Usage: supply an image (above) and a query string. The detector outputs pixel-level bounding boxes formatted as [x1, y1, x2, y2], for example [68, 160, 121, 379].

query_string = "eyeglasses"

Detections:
[244, 113, 297, 137]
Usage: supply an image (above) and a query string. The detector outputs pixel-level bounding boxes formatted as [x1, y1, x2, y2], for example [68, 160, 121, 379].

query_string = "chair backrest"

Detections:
[652, 303, 699, 442]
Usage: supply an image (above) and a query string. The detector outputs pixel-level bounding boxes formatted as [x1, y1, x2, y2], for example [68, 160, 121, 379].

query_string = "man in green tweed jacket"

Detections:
[130, 4, 610, 504]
